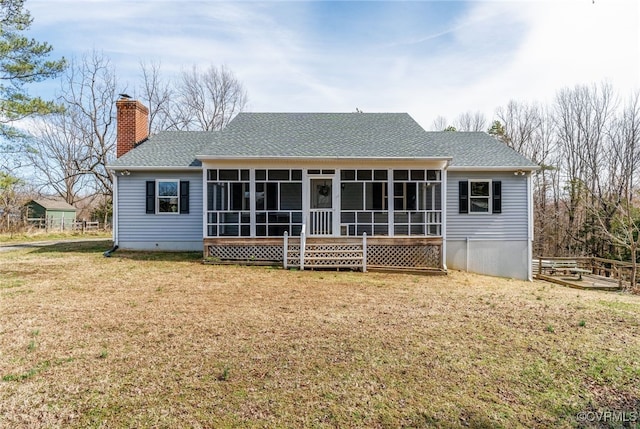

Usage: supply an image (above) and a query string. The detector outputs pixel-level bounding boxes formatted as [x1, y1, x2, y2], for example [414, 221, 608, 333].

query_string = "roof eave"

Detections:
[196, 155, 453, 162]
[108, 165, 201, 171]
[447, 165, 541, 172]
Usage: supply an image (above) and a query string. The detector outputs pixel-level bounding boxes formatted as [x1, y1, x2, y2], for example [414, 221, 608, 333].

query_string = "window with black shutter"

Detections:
[459, 180, 502, 214]
[180, 181, 190, 214]
[492, 181, 502, 214]
[146, 181, 155, 214]
[458, 181, 468, 214]
[146, 180, 189, 214]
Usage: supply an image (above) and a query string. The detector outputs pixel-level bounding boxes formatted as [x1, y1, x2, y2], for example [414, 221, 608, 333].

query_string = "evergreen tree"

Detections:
[487, 120, 508, 144]
[0, 0, 66, 140]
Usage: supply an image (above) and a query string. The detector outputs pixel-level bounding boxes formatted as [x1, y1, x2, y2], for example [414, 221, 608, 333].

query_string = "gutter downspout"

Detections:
[466, 236, 470, 272]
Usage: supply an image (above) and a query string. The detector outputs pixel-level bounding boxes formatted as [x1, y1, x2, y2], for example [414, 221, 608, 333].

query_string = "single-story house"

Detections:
[25, 198, 77, 229]
[109, 99, 539, 280]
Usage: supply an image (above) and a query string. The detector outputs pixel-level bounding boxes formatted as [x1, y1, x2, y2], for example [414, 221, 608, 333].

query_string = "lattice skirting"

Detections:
[208, 244, 283, 262]
[207, 241, 442, 270]
[367, 244, 441, 268]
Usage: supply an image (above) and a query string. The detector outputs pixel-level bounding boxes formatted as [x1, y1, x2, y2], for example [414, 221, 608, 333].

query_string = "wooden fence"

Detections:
[26, 217, 104, 233]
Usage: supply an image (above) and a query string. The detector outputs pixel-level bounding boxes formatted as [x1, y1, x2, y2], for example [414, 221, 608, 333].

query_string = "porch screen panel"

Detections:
[206, 169, 250, 237]
[393, 169, 442, 236]
[340, 170, 388, 236]
[255, 169, 302, 237]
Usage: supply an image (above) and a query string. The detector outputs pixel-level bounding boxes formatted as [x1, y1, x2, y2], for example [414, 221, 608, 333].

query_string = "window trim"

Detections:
[156, 179, 180, 215]
[145, 179, 189, 215]
[469, 179, 491, 214]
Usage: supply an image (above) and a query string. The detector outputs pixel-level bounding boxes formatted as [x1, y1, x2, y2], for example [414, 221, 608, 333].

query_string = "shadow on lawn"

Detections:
[111, 250, 203, 262]
[31, 240, 203, 262]
[30, 240, 114, 254]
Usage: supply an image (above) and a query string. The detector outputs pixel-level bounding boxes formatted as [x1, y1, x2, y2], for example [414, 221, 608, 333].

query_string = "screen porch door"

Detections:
[309, 178, 334, 235]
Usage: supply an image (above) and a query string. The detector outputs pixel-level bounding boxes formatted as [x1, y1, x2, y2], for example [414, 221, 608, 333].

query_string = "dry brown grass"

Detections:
[1, 241, 640, 428]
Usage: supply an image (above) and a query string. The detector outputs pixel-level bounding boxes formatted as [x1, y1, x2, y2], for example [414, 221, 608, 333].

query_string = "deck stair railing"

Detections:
[284, 229, 366, 272]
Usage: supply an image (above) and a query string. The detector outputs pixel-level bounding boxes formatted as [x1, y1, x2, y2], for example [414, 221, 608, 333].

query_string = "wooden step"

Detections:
[304, 256, 363, 262]
[304, 250, 364, 256]
[285, 241, 366, 271]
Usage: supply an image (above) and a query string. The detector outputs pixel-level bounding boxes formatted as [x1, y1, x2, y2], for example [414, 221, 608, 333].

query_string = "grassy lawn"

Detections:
[0, 230, 112, 244]
[1, 241, 639, 428]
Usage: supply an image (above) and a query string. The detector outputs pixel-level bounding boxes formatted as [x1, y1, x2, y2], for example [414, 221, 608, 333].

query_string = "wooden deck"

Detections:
[533, 256, 634, 292]
[535, 273, 623, 291]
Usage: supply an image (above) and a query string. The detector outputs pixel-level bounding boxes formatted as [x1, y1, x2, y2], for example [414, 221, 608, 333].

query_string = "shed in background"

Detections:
[25, 198, 77, 230]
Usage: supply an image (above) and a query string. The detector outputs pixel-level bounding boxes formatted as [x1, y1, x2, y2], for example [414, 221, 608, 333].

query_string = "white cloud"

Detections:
[25, 0, 640, 131]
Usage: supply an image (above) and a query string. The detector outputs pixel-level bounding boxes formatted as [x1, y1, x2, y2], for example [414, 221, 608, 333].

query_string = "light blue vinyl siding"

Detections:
[117, 171, 203, 250]
[445, 171, 531, 279]
[446, 172, 529, 240]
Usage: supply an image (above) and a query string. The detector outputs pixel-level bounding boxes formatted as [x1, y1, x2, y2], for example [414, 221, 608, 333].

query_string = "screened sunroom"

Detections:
[204, 167, 443, 239]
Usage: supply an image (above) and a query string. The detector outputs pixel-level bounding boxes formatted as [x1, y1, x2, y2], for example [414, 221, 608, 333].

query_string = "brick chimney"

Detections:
[116, 97, 149, 158]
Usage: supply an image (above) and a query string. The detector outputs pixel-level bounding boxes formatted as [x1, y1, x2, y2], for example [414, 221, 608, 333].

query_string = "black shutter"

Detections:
[492, 181, 502, 214]
[146, 181, 155, 214]
[458, 181, 468, 214]
[179, 181, 190, 214]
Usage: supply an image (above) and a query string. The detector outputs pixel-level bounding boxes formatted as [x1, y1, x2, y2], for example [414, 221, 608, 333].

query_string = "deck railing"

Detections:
[310, 209, 332, 235]
[300, 224, 306, 270]
[535, 256, 638, 290]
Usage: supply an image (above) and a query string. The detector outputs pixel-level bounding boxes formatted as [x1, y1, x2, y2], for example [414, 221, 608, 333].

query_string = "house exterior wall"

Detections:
[445, 171, 531, 280]
[116, 171, 203, 251]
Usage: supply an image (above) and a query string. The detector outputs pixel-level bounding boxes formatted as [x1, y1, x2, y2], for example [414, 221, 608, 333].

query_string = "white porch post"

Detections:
[362, 232, 367, 272]
[249, 168, 256, 237]
[387, 168, 394, 237]
[302, 169, 310, 232]
[332, 171, 340, 236]
[283, 231, 288, 269]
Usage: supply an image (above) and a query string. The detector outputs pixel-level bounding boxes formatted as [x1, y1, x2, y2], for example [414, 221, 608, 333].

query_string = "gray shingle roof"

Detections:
[109, 131, 214, 168]
[109, 112, 538, 169]
[198, 112, 451, 158]
[427, 132, 539, 168]
[30, 198, 76, 211]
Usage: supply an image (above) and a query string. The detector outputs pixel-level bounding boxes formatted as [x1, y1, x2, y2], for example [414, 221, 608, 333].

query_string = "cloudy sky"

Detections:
[27, 0, 639, 130]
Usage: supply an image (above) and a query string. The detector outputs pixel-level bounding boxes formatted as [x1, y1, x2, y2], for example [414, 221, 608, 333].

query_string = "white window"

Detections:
[469, 180, 490, 213]
[157, 180, 179, 214]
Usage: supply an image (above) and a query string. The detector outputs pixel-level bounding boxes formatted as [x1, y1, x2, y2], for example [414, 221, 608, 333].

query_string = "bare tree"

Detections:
[27, 112, 88, 204]
[57, 51, 118, 197]
[429, 115, 448, 131]
[0, 170, 21, 231]
[552, 83, 617, 255]
[169, 64, 247, 131]
[496, 101, 541, 159]
[138, 60, 173, 134]
[454, 111, 486, 132]
[493, 101, 559, 256]
[591, 190, 639, 291]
